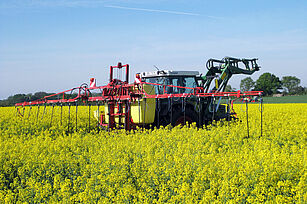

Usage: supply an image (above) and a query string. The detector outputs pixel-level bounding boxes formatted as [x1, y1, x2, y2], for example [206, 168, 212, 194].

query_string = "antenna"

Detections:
[153, 65, 160, 71]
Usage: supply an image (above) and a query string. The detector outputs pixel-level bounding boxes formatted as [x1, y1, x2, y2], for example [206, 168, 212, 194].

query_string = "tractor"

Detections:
[126, 57, 260, 128]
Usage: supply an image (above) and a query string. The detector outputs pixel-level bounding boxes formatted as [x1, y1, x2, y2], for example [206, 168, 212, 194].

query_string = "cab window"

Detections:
[144, 76, 197, 94]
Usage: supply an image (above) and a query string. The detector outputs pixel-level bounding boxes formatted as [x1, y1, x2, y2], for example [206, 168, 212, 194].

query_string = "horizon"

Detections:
[1, 0, 307, 100]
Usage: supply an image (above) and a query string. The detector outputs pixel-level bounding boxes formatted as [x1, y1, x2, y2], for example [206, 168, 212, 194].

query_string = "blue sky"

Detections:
[0, 0, 307, 99]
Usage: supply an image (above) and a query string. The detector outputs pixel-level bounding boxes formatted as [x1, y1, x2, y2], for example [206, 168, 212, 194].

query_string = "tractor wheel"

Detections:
[171, 108, 198, 127]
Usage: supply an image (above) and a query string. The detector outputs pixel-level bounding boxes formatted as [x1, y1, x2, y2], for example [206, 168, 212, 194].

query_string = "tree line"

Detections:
[239, 73, 306, 96]
[0, 92, 78, 107]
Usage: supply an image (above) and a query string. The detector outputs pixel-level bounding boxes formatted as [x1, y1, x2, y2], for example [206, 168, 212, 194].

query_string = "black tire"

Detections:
[171, 107, 198, 127]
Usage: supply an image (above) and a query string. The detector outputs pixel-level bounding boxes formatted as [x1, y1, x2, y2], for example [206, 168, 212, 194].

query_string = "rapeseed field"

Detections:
[0, 104, 306, 203]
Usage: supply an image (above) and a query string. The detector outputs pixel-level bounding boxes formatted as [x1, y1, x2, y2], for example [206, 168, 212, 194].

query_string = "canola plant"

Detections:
[0, 104, 306, 203]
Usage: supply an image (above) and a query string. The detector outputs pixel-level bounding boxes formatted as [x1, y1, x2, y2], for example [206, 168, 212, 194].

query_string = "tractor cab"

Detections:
[140, 70, 200, 94]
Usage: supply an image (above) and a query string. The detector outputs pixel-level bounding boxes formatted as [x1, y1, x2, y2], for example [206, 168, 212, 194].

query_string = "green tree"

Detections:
[281, 76, 301, 94]
[33, 92, 49, 100]
[240, 77, 255, 92]
[7, 94, 28, 104]
[224, 85, 236, 92]
[254, 73, 282, 96]
[291, 86, 306, 95]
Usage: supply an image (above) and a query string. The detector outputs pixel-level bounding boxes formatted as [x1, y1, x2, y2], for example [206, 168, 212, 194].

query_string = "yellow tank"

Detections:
[103, 84, 156, 124]
[130, 99, 155, 124]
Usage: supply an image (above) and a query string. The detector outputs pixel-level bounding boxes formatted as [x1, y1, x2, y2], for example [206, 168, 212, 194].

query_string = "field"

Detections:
[263, 95, 307, 103]
[0, 104, 306, 203]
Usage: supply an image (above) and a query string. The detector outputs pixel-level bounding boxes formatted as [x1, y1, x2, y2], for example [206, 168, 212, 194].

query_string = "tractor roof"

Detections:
[141, 70, 199, 78]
